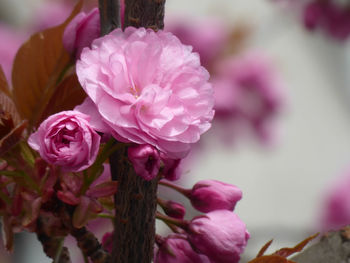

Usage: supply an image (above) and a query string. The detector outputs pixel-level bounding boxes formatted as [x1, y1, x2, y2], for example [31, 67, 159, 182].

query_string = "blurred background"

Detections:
[2, 0, 350, 262]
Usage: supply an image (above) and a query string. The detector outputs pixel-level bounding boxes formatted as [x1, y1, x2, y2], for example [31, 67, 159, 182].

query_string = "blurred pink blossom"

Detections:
[212, 51, 285, 144]
[0, 24, 26, 81]
[63, 7, 100, 58]
[166, 18, 228, 67]
[320, 171, 350, 231]
[77, 27, 214, 158]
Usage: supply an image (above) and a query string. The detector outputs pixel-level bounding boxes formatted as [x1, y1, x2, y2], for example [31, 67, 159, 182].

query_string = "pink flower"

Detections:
[76, 27, 214, 158]
[166, 18, 228, 67]
[213, 52, 284, 143]
[63, 8, 100, 58]
[320, 171, 350, 231]
[188, 210, 249, 263]
[155, 234, 210, 263]
[28, 111, 100, 172]
[128, 144, 160, 181]
[189, 180, 242, 213]
[102, 232, 113, 253]
[0, 24, 26, 81]
[160, 152, 182, 181]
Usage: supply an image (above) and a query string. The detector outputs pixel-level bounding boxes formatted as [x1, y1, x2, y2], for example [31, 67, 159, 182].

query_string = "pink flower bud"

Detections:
[63, 8, 100, 58]
[160, 152, 182, 181]
[156, 234, 210, 263]
[102, 232, 113, 253]
[160, 200, 186, 219]
[28, 111, 101, 172]
[189, 180, 242, 213]
[188, 210, 249, 263]
[128, 144, 160, 181]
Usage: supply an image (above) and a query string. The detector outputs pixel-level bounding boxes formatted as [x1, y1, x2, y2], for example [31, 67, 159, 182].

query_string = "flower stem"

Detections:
[158, 180, 191, 197]
[156, 211, 188, 229]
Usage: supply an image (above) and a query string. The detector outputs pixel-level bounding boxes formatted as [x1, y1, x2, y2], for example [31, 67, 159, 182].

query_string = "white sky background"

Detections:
[2, 0, 350, 261]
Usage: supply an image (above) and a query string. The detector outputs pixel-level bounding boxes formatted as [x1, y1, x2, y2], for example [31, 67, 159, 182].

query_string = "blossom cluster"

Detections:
[0, 3, 253, 262]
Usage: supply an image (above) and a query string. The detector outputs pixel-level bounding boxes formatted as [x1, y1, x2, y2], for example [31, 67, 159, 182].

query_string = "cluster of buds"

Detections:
[152, 179, 249, 263]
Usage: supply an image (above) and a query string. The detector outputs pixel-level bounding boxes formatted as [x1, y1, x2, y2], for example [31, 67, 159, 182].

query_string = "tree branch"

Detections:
[124, 0, 166, 30]
[98, 0, 121, 35]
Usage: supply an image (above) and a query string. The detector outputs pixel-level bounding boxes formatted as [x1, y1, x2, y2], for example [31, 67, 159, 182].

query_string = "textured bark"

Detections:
[292, 227, 350, 263]
[98, 0, 165, 262]
[124, 0, 166, 30]
[36, 217, 71, 263]
[98, 0, 121, 35]
[109, 146, 158, 263]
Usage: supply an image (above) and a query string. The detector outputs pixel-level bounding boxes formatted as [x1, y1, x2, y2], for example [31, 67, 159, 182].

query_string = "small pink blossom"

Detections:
[128, 144, 160, 181]
[63, 8, 100, 58]
[155, 234, 210, 263]
[189, 180, 242, 213]
[76, 27, 214, 158]
[159, 200, 186, 219]
[188, 210, 249, 263]
[28, 111, 100, 172]
[160, 152, 182, 181]
[102, 232, 113, 253]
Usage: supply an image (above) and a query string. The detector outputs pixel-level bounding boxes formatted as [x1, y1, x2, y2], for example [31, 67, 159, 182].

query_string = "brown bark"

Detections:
[98, 0, 121, 36]
[109, 146, 159, 263]
[124, 0, 166, 30]
[98, 0, 165, 262]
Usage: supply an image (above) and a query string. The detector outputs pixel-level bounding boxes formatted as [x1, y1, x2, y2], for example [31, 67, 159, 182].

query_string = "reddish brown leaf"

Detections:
[274, 233, 318, 258]
[0, 66, 11, 97]
[0, 92, 21, 126]
[256, 239, 273, 258]
[248, 255, 294, 263]
[39, 73, 86, 123]
[0, 120, 28, 157]
[249, 234, 318, 263]
[11, 1, 83, 129]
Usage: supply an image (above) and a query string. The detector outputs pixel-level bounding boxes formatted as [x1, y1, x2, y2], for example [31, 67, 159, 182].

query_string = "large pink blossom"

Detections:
[76, 27, 214, 158]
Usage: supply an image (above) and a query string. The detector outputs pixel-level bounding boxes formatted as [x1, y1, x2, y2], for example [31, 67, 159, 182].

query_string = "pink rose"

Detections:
[76, 27, 214, 158]
[63, 8, 100, 58]
[188, 210, 249, 263]
[189, 180, 242, 213]
[156, 234, 210, 263]
[128, 144, 160, 181]
[28, 111, 100, 172]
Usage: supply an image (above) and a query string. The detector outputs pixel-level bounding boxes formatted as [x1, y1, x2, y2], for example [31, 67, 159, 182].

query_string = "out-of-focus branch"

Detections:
[98, 0, 120, 35]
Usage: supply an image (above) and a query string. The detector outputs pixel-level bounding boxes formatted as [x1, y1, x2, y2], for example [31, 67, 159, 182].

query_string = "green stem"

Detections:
[53, 238, 65, 263]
